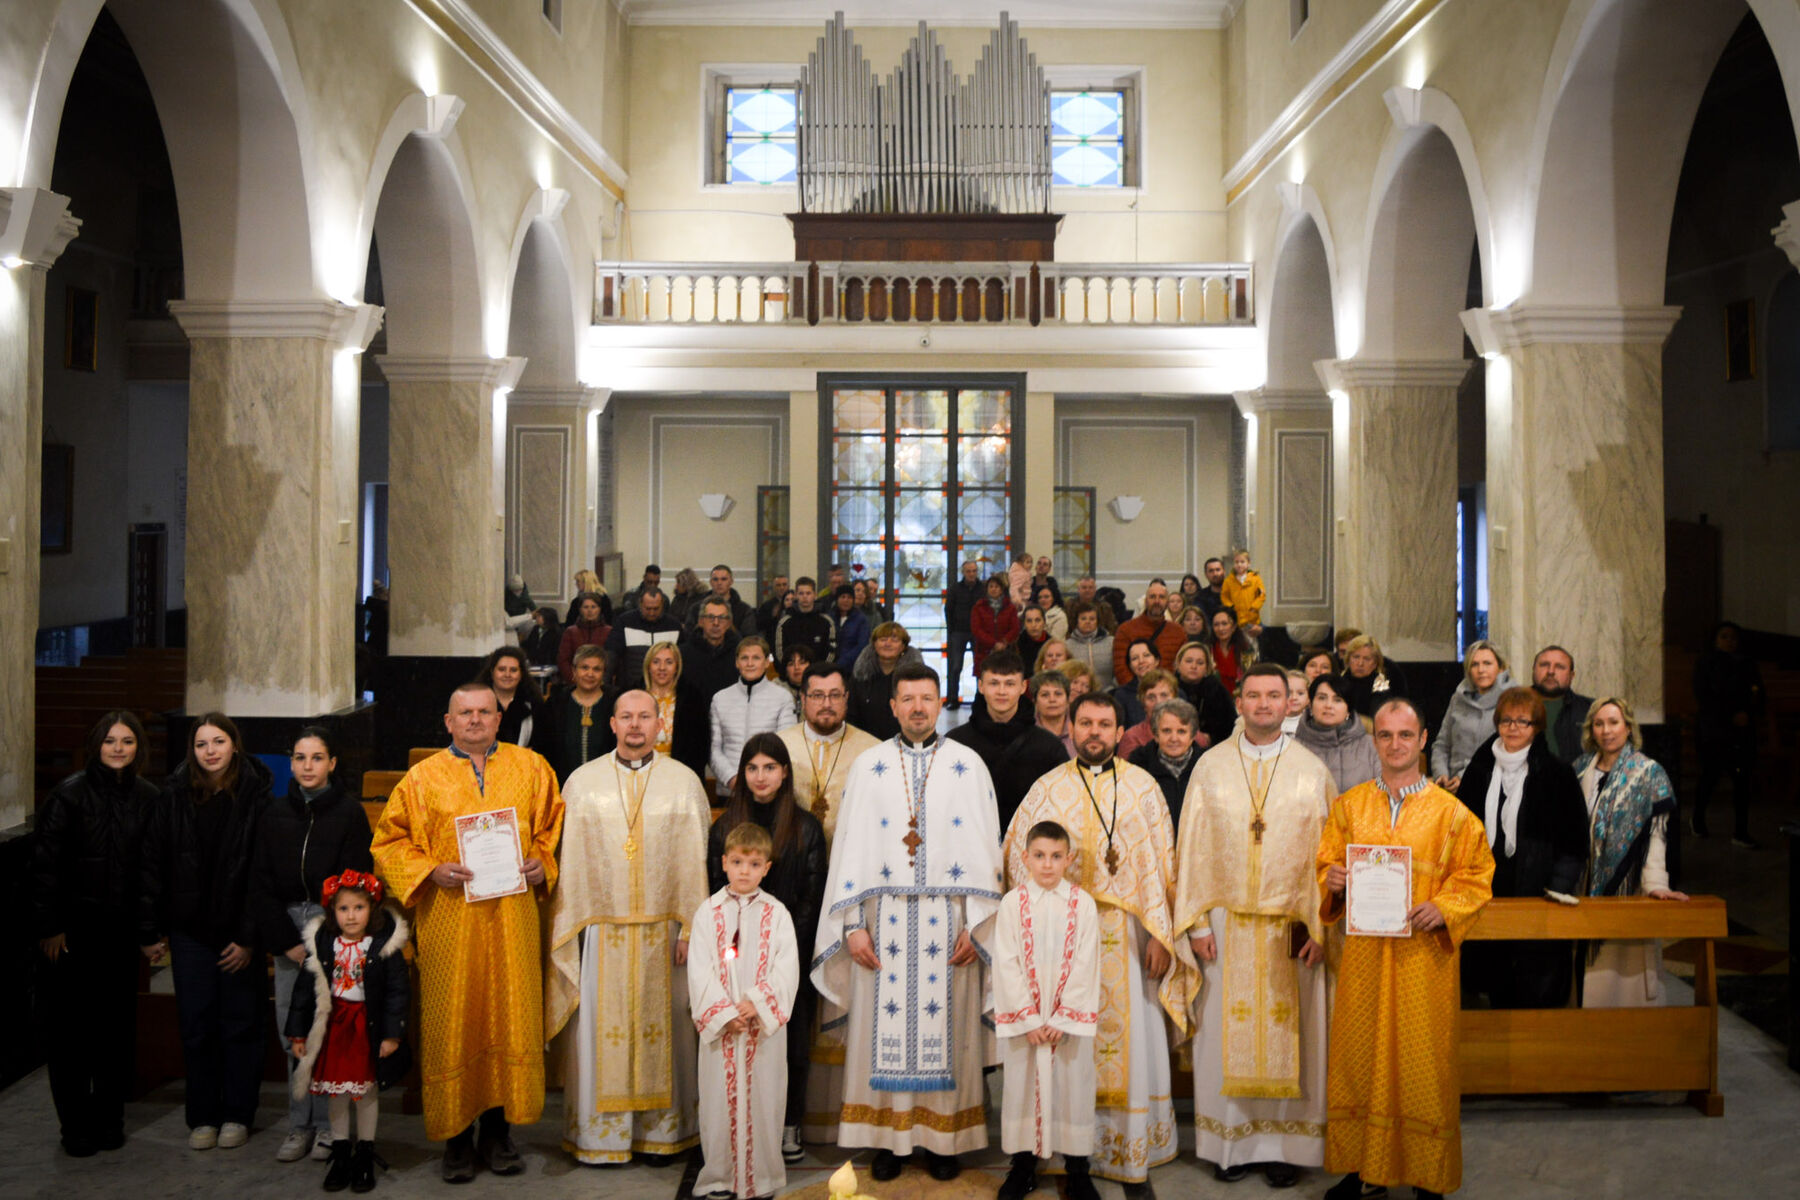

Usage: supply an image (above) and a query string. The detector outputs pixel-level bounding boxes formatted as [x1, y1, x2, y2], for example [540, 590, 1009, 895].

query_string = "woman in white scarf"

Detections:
[1452, 687, 1591, 1009]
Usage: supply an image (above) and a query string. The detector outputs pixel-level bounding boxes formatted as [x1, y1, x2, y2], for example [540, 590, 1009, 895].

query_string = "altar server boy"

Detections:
[689, 823, 800, 1200]
[993, 821, 1102, 1200]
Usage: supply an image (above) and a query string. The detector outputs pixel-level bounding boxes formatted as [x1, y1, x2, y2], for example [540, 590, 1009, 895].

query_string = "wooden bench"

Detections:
[1459, 895, 1729, 1115]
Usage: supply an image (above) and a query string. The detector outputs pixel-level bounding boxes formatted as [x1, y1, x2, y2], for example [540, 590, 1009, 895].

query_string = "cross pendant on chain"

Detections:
[902, 815, 923, 864]
[1250, 814, 1267, 844]
[1105, 843, 1120, 874]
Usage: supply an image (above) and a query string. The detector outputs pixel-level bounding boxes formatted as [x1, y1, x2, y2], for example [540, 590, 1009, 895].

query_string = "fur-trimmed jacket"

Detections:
[284, 907, 411, 1097]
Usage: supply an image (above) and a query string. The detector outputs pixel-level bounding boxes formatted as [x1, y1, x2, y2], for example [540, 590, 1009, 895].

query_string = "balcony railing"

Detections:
[594, 261, 1252, 327]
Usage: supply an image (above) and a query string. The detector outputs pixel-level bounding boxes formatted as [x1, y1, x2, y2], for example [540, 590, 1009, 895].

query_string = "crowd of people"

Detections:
[29, 547, 1761, 1200]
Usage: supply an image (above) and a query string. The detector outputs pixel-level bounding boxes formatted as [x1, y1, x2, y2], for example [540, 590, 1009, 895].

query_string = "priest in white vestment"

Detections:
[1001, 691, 1200, 1199]
[1173, 664, 1335, 1188]
[811, 663, 1003, 1182]
[547, 690, 711, 1164]
[777, 660, 881, 1144]
[689, 827, 800, 1200]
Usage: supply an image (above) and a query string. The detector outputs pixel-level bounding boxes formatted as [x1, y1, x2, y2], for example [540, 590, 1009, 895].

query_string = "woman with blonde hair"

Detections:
[1432, 640, 1514, 792]
[641, 641, 710, 777]
[563, 569, 613, 627]
[1057, 658, 1098, 702]
[1577, 696, 1688, 1007]
[1338, 634, 1406, 719]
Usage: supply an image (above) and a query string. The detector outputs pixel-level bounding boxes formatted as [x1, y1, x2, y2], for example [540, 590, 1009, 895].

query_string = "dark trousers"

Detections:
[169, 931, 265, 1130]
[945, 629, 973, 700]
[784, 980, 817, 1127]
[1695, 729, 1755, 837]
[44, 929, 141, 1143]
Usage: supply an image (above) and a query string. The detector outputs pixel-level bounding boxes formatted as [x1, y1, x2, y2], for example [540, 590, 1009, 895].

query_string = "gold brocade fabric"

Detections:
[1002, 761, 1200, 1045]
[1172, 736, 1335, 1098]
[370, 746, 565, 1141]
[1316, 781, 1494, 1195]
[779, 722, 880, 846]
[653, 694, 676, 757]
[1093, 905, 1133, 1106]
[545, 752, 710, 1110]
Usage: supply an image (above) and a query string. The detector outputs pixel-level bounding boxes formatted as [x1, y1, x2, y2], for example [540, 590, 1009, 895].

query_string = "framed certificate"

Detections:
[455, 807, 528, 902]
[1345, 843, 1412, 937]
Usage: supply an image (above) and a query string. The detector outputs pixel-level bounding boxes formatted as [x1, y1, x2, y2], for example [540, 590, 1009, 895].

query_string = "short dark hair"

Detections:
[893, 661, 942, 692]
[1204, 556, 1224, 568]
[1241, 662, 1290, 690]
[293, 723, 339, 759]
[783, 644, 816, 666]
[1025, 820, 1071, 849]
[711, 563, 732, 575]
[795, 576, 817, 590]
[980, 648, 1027, 679]
[1534, 644, 1576, 671]
[801, 661, 847, 691]
[644, 564, 662, 575]
[1072, 690, 1124, 725]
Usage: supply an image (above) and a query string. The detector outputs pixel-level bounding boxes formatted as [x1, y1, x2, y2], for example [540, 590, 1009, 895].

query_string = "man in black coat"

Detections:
[775, 577, 835, 666]
[943, 560, 984, 709]
[684, 564, 755, 635]
[682, 595, 744, 698]
[604, 588, 682, 692]
[945, 649, 1068, 832]
[1530, 645, 1594, 766]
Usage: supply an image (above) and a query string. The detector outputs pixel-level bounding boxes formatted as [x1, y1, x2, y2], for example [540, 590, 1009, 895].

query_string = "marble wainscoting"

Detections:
[381, 356, 522, 658]
[172, 302, 378, 718]
[1465, 306, 1681, 718]
[0, 189, 77, 831]
[1319, 359, 1468, 661]
[505, 386, 607, 609]
[1236, 389, 1333, 627]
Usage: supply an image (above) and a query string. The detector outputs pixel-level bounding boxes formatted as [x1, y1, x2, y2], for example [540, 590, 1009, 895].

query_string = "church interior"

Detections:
[5, 0, 1800, 1195]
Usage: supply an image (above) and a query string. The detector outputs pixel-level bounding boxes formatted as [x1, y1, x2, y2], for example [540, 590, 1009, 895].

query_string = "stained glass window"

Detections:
[1051, 89, 1127, 188]
[725, 86, 799, 185]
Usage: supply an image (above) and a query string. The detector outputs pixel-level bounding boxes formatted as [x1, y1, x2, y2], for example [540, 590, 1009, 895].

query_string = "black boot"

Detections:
[322, 1139, 354, 1192]
[1324, 1173, 1385, 1200]
[350, 1141, 377, 1193]
[440, 1127, 475, 1185]
[1064, 1155, 1101, 1200]
[997, 1151, 1037, 1200]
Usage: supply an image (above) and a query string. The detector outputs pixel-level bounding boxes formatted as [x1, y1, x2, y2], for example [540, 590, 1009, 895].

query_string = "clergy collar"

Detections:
[617, 749, 656, 770]
[1076, 756, 1115, 775]
[804, 722, 846, 743]
[449, 742, 500, 761]
[898, 732, 939, 750]
[1238, 731, 1287, 760]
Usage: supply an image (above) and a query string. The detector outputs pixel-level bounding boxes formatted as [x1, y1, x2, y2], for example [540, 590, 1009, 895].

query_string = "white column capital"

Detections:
[0, 188, 80, 271]
[1234, 386, 1330, 416]
[507, 384, 608, 411]
[1460, 303, 1683, 356]
[1773, 199, 1800, 273]
[169, 300, 385, 350]
[378, 354, 526, 391]
[1313, 357, 1471, 393]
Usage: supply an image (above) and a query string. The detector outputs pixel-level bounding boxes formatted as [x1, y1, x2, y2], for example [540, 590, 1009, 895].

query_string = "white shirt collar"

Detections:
[1025, 876, 1072, 901]
[803, 722, 846, 744]
[1238, 732, 1287, 761]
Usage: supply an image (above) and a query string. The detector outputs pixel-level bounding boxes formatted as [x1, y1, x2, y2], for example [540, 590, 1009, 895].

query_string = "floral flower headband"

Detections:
[321, 869, 383, 906]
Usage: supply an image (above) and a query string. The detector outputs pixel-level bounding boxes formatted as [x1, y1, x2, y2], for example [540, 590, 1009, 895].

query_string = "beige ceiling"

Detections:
[615, 1, 1238, 29]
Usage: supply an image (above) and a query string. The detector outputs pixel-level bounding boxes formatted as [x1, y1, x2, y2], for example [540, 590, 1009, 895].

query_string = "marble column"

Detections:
[1023, 389, 1056, 558]
[1463, 305, 1681, 718]
[0, 189, 79, 829]
[169, 300, 381, 716]
[504, 385, 609, 607]
[1233, 388, 1334, 636]
[1314, 359, 1469, 660]
[379, 355, 524, 656]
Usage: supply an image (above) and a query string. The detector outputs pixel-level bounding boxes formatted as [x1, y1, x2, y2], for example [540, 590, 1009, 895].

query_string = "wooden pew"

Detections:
[1458, 895, 1729, 1115]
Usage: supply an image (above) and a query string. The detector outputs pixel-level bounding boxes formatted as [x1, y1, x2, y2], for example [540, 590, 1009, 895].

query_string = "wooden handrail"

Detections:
[1464, 895, 1728, 941]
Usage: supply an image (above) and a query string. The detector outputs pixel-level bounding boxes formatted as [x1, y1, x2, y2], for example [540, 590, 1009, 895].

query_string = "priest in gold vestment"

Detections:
[547, 690, 711, 1165]
[372, 683, 565, 1181]
[776, 659, 880, 1145]
[1317, 699, 1494, 1200]
[1173, 663, 1335, 1188]
[1001, 691, 1198, 1198]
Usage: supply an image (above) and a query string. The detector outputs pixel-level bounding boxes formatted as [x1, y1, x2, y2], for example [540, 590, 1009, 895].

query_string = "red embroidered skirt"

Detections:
[310, 999, 373, 1096]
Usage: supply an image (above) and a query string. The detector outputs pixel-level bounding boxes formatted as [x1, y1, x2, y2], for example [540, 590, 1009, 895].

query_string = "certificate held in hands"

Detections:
[1345, 843, 1412, 937]
[455, 807, 528, 902]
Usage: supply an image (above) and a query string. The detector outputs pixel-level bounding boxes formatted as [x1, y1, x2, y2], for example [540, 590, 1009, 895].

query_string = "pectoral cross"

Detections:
[1104, 843, 1121, 874]
[1250, 814, 1267, 844]
[902, 817, 923, 865]
[623, 838, 638, 861]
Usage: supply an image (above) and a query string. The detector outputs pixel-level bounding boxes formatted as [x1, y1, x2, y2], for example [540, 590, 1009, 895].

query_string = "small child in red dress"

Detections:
[287, 870, 411, 1193]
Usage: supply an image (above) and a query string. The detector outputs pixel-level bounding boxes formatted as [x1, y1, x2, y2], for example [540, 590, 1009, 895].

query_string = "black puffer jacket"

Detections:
[946, 697, 1069, 833]
[286, 906, 412, 1093]
[140, 755, 273, 949]
[707, 801, 829, 966]
[848, 644, 926, 742]
[31, 761, 158, 939]
[249, 781, 375, 955]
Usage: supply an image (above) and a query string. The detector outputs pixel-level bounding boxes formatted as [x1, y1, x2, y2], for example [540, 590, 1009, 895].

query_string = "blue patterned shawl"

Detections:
[1576, 744, 1676, 897]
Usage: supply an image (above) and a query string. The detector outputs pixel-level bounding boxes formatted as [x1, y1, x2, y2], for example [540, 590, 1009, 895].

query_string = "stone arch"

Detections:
[363, 95, 485, 357]
[1358, 119, 1479, 361]
[1523, 0, 1800, 306]
[503, 189, 581, 387]
[1264, 209, 1338, 391]
[19, 0, 318, 297]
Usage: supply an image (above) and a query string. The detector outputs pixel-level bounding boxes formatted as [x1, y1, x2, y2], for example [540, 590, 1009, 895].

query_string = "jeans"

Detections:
[169, 931, 266, 1129]
[45, 927, 140, 1144]
[272, 901, 329, 1133]
[945, 629, 974, 700]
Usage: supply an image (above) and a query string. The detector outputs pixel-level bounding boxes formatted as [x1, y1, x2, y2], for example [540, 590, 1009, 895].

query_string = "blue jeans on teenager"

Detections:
[169, 931, 265, 1130]
[271, 901, 329, 1134]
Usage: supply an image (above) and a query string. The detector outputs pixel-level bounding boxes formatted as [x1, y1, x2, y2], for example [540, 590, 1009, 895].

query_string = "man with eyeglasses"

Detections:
[682, 597, 742, 698]
[778, 661, 880, 1152]
[684, 563, 754, 635]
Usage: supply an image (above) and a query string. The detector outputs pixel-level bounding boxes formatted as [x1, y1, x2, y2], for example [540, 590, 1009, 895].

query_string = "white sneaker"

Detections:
[188, 1125, 219, 1151]
[311, 1129, 335, 1162]
[217, 1122, 249, 1149]
[781, 1124, 803, 1164]
[277, 1128, 314, 1162]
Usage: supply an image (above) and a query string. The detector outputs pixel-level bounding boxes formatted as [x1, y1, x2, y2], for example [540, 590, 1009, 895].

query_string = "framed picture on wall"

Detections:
[42, 444, 73, 554]
[1725, 298, 1756, 382]
[64, 286, 98, 372]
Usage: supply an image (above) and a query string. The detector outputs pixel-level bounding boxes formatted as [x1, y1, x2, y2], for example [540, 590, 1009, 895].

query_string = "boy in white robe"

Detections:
[689, 823, 800, 1200]
[994, 821, 1102, 1200]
